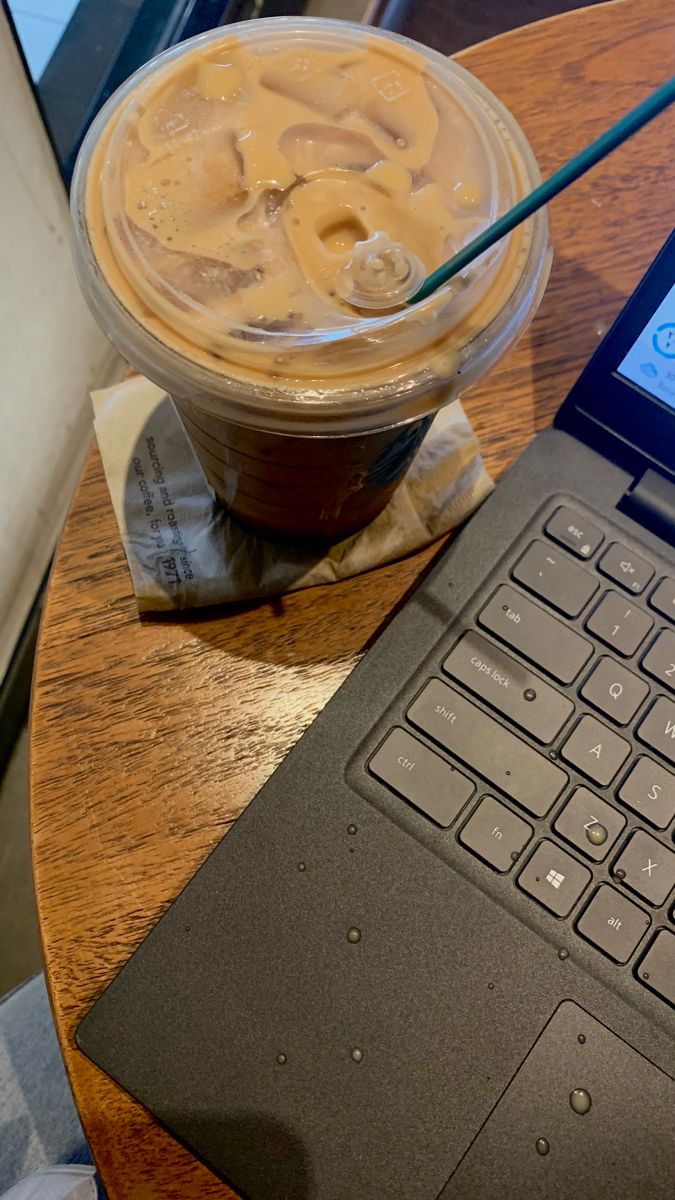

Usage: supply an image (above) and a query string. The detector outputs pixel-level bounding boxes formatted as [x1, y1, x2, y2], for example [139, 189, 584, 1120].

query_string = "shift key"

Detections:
[407, 679, 568, 817]
[479, 585, 593, 684]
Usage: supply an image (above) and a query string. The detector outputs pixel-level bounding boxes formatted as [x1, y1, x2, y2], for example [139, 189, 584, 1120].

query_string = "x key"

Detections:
[613, 831, 675, 906]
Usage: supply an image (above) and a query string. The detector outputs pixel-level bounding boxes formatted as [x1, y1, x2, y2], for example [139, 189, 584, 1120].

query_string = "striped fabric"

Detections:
[0, 976, 98, 1197]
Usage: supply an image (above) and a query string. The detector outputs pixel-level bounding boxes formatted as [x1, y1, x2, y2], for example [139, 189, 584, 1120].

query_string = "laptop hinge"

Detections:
[619, 468, 675, 548]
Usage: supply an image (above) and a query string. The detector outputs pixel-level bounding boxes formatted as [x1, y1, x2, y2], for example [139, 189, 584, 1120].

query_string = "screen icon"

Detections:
[652, 322, 675, 358]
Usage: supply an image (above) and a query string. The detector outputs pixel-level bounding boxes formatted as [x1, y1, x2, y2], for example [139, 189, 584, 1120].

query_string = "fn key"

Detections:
[369, 728, 475, 827]
[459, 796, 532, 872]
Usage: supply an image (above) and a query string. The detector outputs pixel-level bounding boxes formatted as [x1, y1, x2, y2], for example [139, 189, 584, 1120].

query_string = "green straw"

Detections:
[408, 74, 675, 304]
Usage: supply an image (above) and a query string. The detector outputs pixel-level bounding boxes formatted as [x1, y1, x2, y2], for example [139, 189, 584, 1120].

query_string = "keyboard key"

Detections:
[369, 728, 475, 828]
[637, 930, 675, 1005]
[598, 542, 654, 594]
[545, 506, 603, 559]
[642, 629, 675, 692]
[649, 577, 675, 623]
[517, 841, 591, 916]
[577, 885, 650, 962]
[585, 591, 653, 656]
[618, 757, 675, 829]
[407, 679, 568, 818]
[479, 585, 592, 685]
[561, 715, 631, 785]
[613, 831, 675, 906]
[458, 796, 532, 872]
[637, 696, 675, 765]
[553, 787, 625, 861]
[579, 656, 649, 725]
[442, 632, 573, 744]
[511, 541, 598, 617]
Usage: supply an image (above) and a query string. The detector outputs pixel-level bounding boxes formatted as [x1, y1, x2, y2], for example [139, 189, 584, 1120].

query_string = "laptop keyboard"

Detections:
[368, 504, 675, 1009]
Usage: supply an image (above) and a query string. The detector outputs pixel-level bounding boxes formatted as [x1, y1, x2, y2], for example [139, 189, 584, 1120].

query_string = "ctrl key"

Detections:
[368, 727, 475, 827]
[576, 885, 651, 963]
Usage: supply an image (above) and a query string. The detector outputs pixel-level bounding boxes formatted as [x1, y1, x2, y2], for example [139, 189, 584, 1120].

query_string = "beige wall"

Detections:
[0, 10, 120, 686]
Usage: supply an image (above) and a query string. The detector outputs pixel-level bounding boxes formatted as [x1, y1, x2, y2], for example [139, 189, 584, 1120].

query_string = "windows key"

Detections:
[517, 840, 591, 916]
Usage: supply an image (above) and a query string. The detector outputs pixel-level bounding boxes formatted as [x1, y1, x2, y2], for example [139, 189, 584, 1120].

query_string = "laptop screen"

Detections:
[556, 230, 675, 482]
[617, 280, 675, 410]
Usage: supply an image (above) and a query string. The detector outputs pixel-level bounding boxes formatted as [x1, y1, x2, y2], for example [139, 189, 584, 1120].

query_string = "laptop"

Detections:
[77, 231, 675, 1200]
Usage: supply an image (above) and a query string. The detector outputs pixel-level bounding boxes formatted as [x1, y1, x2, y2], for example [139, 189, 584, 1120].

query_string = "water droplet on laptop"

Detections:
[510, 850, 520, 861]
[614, 867, 626, 880]
[351, 1047, 363, 1063]
[347, 824, 358, 835]
[487, 982, 495, 990]
[277, 1053, 287, 1065]
[558, 948, 569, 961]
[586, 822, 607, 846]
[347, 927, 362, 944]
[297, 862, 306, 872]
[524, 688, 536, 702]
[570, 1088, 592, 1115]
[578, 1034, 586, 1044]
[535, 1137, 550, 1156]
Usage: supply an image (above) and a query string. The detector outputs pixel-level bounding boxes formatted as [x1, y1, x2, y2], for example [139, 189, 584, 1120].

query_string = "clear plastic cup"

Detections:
[71, 17, 550, 542]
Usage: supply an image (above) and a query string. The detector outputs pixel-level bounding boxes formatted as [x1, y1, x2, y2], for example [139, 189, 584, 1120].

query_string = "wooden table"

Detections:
[30, 2, 675, 1195]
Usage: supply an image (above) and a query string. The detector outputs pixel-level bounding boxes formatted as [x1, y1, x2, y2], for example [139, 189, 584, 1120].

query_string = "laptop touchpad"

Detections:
[441, 999, 674, 1199]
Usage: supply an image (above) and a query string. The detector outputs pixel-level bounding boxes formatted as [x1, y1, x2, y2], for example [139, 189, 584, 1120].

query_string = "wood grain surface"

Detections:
[30, 2, 675, 1196]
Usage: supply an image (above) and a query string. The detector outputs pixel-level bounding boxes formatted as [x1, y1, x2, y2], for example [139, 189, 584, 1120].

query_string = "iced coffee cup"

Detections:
[71, 18, 549, 541]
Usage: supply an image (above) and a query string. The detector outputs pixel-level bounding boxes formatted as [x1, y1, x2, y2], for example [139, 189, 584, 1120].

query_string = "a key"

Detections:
[512, 541, 598, 617]
[442, 631, 573, 744]
[369, 728, 475, 828]
[618, 757, 675, 829]
[637, 930, 675, 1005]
[598, 542, 654, 594]
[458, 796, 532, 873]
[613, 830, 675, 906]
[479, 585, 593, 685]
[561, 715, 630, 785]
[585, 591, 653, 656]
[553, 786, 625, 861]
[407, 679, 568, 817]
[580, 656, 649, 725]
[517, 840, 591, 917]
[642, 630, 675, 693]
[545, 506, 603, 560]
[649, 577, 675, 623]
[637, 696, 675, 765]
[577, 885, 650, 962]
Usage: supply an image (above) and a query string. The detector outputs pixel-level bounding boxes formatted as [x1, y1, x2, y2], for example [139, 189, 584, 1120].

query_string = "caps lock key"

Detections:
[442, 631, 573, 743]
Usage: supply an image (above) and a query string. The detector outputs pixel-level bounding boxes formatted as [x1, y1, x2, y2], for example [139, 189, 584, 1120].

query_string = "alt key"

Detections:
[576, 884, 651, 963]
